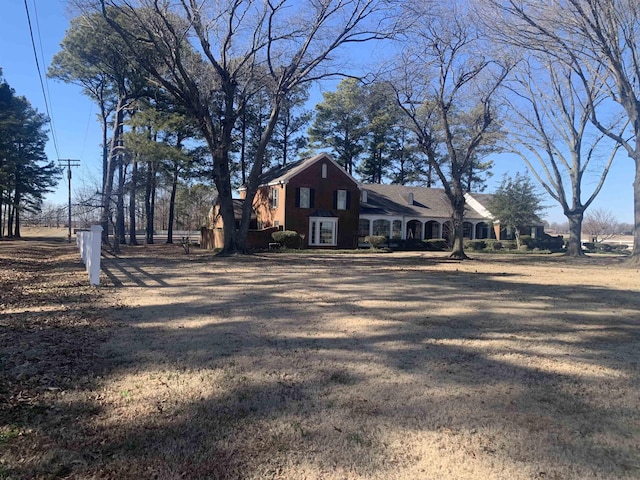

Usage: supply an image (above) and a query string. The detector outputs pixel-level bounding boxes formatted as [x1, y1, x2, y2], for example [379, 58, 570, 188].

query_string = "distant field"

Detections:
[1, 239, 639, 479]
[14, 227, 200, 244]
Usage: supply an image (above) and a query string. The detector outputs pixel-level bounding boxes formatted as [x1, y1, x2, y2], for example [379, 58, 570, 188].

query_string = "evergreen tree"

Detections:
[309, 78, 367, 175]
[487, 173, 545, 249]
[0, 72, 59, 237]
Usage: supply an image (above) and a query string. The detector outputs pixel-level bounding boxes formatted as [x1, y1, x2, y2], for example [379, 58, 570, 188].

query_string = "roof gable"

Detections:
[258, 153, 358, 187]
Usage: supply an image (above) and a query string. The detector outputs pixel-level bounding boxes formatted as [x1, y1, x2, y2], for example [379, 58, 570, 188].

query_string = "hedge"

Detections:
[272, 230, 301, 249]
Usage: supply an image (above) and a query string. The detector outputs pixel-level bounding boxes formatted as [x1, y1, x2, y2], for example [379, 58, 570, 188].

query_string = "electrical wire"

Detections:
[81, 104, 94, 161]
[23, 0, 61, 160]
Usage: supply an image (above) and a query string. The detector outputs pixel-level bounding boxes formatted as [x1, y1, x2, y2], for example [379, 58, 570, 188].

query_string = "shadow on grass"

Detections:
[1, 242, 639, 478]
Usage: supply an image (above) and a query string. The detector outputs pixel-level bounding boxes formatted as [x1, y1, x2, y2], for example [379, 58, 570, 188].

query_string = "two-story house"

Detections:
[205, 153, 544, 250]
[243, 153, 360, 248]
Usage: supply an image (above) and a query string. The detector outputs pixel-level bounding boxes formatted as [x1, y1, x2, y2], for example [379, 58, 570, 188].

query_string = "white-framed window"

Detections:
[322, 163, 328, 178]
[337, 189, 347, 210]
[309, 217, 337, 246]
[372, 219, 390, 237]
[392, 220, 402, 239]
[269, 187, 279, 208]
[300, 187, 310, 208]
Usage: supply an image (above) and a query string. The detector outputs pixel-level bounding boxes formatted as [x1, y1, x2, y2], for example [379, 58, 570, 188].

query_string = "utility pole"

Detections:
[59, 159, 80, 242]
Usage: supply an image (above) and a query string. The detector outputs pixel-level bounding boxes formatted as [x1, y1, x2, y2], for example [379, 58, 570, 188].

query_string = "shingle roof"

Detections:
[360, 184, 493, 221]
[257, 153, 357, 186]
[258, 158, 308, 185]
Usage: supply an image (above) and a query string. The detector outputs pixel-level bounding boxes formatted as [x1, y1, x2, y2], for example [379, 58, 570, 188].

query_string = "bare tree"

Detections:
[583, 208, 619, 243]
[390, 1, 509, 259]
[91, 0, 398, 253]
[483, 0, 640, 261]
[502, 56, 623, 256]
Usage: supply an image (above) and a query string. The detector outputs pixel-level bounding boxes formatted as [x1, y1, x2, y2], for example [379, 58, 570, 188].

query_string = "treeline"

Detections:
[0, 69, 59, 238]
[42, 1, 640, 259]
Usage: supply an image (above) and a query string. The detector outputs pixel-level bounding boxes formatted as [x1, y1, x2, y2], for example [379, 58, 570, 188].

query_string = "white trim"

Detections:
[465, 193, 493, 219]
[309, 217, 338, 246]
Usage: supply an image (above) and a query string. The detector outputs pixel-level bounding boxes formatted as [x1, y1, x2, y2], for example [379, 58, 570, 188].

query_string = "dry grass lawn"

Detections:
[1, 228, 639, 479]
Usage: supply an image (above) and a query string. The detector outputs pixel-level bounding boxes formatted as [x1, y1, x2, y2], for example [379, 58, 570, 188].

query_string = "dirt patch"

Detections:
[1, 236, 639, 479]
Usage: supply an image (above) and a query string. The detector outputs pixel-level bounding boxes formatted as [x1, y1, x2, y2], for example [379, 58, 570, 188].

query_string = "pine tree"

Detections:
[0, 72, 59, 237]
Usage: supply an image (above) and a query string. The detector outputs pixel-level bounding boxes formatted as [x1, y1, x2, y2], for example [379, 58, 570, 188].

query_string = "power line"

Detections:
[59, 159, 81, 242]
[32, 0, 59, 150]
[23, 0, 61, 159]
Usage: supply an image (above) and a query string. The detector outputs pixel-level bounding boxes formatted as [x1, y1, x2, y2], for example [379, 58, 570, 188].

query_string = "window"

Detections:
[334, 189, 350, 210]
[269, 187, 279, 208]
[392, 220, 402, 239]
[372, 219, 390, 237]
[322, 163, 327, 178]
[296, 187, 314, 208]
[309, 217, 337, 246]
[463, 222, 473, 239]
[358, 219, 370, 244]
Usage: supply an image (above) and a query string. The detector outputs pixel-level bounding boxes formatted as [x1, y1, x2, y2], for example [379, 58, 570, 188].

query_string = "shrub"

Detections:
[521, 234, 565, 252]
[392, 238, 428, 251]
[423, 238, 449, 251]
[502, 241, 517, 250]
[487, 240, 502, 251]
[583, 242, 629, 254]
[364, 235, 387, 249]
[541, 234, 564, 252]
[519, 235, 534, 248]
[465, 239, 487, 251]
[272, 230, 301, 249]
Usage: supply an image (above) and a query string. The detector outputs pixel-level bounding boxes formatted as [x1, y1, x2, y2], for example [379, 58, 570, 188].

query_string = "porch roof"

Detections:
[360, 184, 492, 221]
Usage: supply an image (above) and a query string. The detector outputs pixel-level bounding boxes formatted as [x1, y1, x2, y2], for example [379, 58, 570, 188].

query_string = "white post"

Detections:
[86, 225, 103, 286]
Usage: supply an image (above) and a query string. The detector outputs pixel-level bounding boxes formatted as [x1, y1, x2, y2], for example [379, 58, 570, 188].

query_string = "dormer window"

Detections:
[408, 192, 414, 205]
[361, 189, 368, 203]
[321, 163, 328, 178]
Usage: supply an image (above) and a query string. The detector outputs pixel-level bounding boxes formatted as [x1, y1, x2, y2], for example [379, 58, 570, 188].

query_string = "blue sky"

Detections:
[1, 0, 635, 225]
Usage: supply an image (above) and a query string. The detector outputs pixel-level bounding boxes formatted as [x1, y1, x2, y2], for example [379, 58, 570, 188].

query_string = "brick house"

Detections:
[206, 153, 544, 250]
[208, 153, 360, 249]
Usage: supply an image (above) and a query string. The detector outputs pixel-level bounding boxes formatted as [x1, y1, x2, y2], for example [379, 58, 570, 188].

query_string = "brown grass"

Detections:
[1, 229, 639, 479]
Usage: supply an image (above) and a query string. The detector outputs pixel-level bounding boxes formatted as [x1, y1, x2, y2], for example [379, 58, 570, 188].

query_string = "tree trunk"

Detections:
[101, 96, 126, 246]
[100, 99, 110, 240]
[129, 155, 138, 246]
[448, 180, 468, 260]
[0, 188, 4, 239]
[237, 102, 282, 253]
[116, 159, 126, 245]
[630, 149, 640, 262]
[12, 191, 21, 238]
[565, 212, 585, 257]
[145, 160, 154, 244]
[7, 191, 15, 238]
[167, 168, 178, 244]
[201, 91, 238, 254]
[450, 206, 467, 259]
